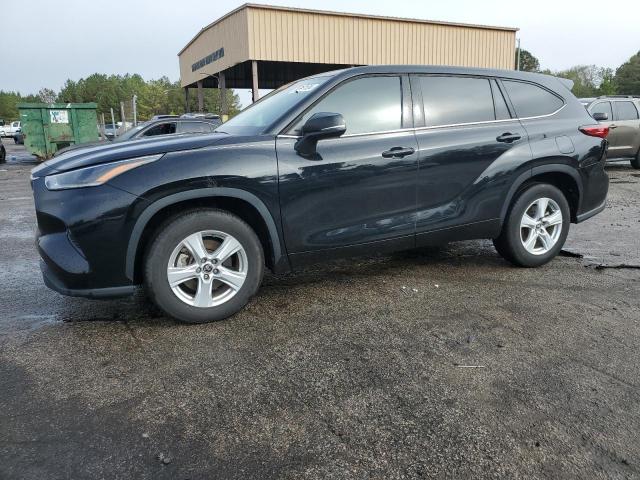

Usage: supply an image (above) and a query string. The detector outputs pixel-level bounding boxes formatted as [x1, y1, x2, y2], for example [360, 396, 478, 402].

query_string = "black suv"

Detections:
[31, 66, 609, 323]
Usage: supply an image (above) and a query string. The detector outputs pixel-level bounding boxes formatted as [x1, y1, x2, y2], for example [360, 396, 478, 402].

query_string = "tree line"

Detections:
[518, 49, 640, 98]
[0, 74, 241, 122]
[1, 50, 639, 122]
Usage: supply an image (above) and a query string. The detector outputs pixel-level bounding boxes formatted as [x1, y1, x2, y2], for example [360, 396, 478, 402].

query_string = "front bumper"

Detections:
[40, 260, 136, 298]
[32, 175, 146, 298]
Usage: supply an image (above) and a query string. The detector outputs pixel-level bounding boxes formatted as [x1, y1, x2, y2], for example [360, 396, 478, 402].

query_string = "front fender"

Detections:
[125, 187, 287, 280]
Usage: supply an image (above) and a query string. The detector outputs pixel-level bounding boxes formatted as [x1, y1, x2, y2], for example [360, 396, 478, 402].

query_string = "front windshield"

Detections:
[218, 75, 333, 135]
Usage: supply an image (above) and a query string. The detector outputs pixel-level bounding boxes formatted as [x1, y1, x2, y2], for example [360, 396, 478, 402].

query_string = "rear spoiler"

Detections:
[556, 77, 574, 91]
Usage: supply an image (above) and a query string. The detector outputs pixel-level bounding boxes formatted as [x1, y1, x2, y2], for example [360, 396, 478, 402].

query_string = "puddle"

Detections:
[0, 314, 59, 335]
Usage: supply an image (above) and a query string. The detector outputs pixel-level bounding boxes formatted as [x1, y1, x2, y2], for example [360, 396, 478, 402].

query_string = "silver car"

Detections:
[584, 96, 640, 169]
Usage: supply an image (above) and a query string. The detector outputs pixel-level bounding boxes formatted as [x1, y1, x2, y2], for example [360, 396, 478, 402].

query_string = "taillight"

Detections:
[579, 125, 609, 138]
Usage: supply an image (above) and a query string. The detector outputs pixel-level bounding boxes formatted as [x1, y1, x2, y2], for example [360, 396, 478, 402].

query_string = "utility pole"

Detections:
[132, 95, 137, 126]
[110, 108, 116, 138]
[251, 60, 259, 103]
[120, 101, 126, 134]
[516, 38, 521, 71]
[219, 71, 227, 120]
[100, 113, 106, 139]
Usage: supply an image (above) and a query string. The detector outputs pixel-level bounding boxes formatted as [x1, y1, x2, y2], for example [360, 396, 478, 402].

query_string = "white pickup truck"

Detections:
[0, 121, 21, 137]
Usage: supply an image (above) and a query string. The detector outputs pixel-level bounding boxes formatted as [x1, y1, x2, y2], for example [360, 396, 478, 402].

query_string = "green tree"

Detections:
[614, 51, 640, 95]
[0, 91, 39, 121]
[38, 88, 57, 103]
[517, 49, 540, 72]
[598, 68, 616, 95]
[550, 65, 618, 98]
[0, 91, 21, 121]
[56, 74, 242, 121]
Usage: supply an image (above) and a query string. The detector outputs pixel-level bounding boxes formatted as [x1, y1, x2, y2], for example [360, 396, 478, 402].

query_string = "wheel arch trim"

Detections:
[125, 188, 284, 281]
[500, 164, 583, 223]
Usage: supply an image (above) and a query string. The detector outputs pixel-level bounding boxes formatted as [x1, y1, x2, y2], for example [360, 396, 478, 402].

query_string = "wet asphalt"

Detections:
[1, 142, 639, 479]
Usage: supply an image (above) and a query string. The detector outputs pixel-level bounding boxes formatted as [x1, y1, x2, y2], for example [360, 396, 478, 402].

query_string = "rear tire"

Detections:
[144, 209, 264, 324]
[493, 183, 570, 267]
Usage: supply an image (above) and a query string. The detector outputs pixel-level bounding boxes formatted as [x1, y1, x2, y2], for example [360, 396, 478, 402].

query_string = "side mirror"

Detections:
[295, 112, 346, 157]
[592, 112, 608, 121]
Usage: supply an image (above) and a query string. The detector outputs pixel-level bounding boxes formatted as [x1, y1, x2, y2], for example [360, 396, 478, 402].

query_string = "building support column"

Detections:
[251, 60, 260, 103]
[219, 71, 227, 118]
[197, 80, 204, 112]
[184, 87, 190, 113]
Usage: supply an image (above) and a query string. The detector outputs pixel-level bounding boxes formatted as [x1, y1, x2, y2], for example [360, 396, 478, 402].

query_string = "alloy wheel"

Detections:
[519, 197, 563, 255]
[167, 230, 248, 307]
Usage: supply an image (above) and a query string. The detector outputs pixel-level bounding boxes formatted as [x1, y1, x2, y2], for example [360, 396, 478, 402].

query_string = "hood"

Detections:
[31, 132, 230, 178]
[54, 140, 109, 156]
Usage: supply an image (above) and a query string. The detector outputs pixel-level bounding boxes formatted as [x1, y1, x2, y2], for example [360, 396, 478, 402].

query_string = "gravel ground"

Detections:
[1, 142, 639, 479]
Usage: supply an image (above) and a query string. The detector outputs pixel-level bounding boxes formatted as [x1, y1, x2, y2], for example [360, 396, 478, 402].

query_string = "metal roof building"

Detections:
[178, 4, 518, 112]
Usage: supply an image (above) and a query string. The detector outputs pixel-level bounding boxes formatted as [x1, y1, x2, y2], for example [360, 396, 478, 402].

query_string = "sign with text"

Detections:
[50, 110, 69, 124]
[191, 48, 225, 72]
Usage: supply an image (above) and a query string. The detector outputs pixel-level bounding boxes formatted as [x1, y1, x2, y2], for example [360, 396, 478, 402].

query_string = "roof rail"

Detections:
[597, 95, 640, 99]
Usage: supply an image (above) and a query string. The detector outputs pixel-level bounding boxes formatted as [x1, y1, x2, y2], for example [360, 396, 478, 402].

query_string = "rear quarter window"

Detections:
[502, 80, 564, 118]
[615, 101, 639, 121]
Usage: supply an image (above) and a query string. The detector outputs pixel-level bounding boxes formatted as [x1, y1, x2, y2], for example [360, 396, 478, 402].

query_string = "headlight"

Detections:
[44, 154, 163, 191]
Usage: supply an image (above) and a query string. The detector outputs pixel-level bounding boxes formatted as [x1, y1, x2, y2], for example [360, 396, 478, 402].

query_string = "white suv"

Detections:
[0, 121, 21, 137]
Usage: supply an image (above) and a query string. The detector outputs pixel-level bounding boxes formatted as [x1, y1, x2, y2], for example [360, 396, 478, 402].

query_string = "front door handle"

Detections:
[381, 147, 415, 158]
[496, 132, 522, 143]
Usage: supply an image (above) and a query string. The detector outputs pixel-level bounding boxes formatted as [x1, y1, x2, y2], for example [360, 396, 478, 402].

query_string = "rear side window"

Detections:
[615, 101, 639, 121]
[292, 76, 402, 135]
[143, 122, 177, 137]
[177, 121, 213, 134]
[502, 80, 564, 118]
[590, 101, 613, 120]
[420, 76, 495, 126]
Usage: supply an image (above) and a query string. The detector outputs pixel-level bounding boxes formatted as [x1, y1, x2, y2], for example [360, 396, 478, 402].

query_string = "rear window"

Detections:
[420, 76, 496, 126]
[615, 101, 639, 121]
[502, 80, 564, 118]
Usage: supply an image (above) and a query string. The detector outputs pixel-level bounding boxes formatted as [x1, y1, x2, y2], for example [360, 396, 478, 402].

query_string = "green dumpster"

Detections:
[18, 103, 99, 159]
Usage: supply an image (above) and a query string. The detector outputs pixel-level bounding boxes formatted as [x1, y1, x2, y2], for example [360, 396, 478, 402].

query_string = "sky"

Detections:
[2, 0, 639, 107]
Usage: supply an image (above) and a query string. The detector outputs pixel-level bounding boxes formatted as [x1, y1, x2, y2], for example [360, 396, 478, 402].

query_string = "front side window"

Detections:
[291, 76, 402, 135]
[590, 101, 613, 121]
[420, 76, 496, 126]
[615, 101, 639, 121]
[502, 80, 564, 118]
[143, 122, 177, 137]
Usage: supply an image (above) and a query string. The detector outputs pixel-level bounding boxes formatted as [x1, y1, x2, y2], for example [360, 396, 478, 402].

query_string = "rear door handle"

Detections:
[496, 132, 521, 143]
[381, 147, 415, 158]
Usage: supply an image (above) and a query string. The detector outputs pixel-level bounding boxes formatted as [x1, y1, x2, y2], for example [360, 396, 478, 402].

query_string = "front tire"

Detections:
[144, 209, 264, 323]
[493, 183, 570, 267]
